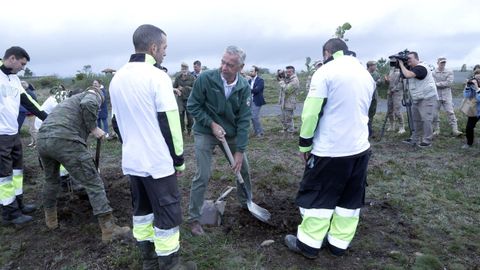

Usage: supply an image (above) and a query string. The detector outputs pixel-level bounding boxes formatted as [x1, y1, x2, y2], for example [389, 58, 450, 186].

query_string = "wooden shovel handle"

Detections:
[220, 140, 244, 184]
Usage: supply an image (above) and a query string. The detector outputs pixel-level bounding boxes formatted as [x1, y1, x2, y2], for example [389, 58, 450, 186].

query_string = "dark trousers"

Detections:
[466, 116, 480, 146]
[0, 134, 23, 220]
[129, 174, 182, 229]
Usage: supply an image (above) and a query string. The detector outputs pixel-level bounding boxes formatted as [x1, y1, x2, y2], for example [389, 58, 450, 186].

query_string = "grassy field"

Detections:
[1, 78, 479, 269]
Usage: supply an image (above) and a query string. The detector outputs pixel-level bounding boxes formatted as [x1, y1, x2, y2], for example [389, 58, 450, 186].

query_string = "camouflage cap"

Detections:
[367, 60, 377, 66]
[181, 62, 189, 68]
[437, 57, 447, 63]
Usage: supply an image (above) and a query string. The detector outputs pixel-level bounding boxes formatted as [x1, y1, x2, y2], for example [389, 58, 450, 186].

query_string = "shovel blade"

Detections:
[247, 201, 271, 223]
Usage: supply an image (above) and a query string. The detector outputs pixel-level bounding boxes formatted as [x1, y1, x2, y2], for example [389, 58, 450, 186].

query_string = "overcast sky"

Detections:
[2, 0, 478, 77]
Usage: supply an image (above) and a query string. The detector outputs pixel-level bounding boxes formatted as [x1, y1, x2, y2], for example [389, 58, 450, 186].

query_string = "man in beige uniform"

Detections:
[432, 57, 462, 136]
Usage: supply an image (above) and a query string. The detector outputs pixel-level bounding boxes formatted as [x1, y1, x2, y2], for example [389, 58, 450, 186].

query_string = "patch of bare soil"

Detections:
[2, 140, 417, 270]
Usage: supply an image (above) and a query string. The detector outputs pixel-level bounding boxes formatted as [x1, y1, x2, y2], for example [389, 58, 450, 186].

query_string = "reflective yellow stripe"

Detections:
[154, 226, 180, 256]
[0, 175, 15, 205]
[132, 214, 155, 241]
[165, 110, 184, 157]
[20, 88, 43, 110]
[12, 169, 23, 196]
[297, 207, 332, 249]
[60, 165, 68, 177]
[145, 54, 156, 66]
[328, 207, 361, 249]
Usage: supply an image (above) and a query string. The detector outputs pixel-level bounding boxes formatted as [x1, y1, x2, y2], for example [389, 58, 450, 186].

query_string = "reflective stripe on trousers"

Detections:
[297, 207, 333, 249]
[0, 175, 15, 205]
[297, 206, 360, 250]
[328, 207, 360, 249]
[154, 226, 180, 256]
[60, 165, 68, 177]
[13, 169, 23, 196]
[133, 213, 154, 242]
[133, 213, 180, 256]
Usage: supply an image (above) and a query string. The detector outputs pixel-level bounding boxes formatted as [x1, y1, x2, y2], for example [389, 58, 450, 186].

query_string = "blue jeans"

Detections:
[251, 104, 264, 135]
[97, 118, 109, 134]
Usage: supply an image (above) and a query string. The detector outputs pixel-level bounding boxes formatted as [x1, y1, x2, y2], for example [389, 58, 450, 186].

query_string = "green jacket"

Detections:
[187, 69, 251, 152]
[38, 90, 101, 145]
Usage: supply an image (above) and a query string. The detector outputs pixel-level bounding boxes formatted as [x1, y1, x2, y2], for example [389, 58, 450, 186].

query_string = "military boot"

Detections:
[16, 195, 37, 214]
[97, 212, 131, 243]
[386, 121, 394, 132]
[137, 241, 159, 270]
[451, 125, 463, 137]
[158, 252, 197, 270]
[44, 207, 58, 229]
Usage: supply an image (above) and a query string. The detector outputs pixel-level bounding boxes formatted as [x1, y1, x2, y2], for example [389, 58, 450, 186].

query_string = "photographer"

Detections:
[398, 51, 438, 147]
[461, 69, 480, 148]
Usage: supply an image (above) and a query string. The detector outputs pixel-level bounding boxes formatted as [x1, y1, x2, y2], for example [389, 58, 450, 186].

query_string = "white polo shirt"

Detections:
[110, 61, 178, 178]
[308, 55, 375, 157]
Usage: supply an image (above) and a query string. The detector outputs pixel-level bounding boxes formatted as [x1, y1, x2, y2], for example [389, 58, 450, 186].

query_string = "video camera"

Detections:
[276, 69, 285, 80]
[389, 50, 410, 69]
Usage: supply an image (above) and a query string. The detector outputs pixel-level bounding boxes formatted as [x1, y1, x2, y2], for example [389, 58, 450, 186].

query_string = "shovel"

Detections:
[220, 140, 271, 223]
[95, 138, 101, 171]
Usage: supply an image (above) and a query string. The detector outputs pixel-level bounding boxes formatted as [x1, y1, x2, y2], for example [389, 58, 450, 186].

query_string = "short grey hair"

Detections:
[225, 45, 246, 65]
[133, 24, 166, 52]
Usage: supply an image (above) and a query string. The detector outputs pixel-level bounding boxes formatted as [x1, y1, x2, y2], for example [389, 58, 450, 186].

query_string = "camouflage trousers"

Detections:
[281, 109, 295, 132]
[387, 90, 404, 126]
[176, 97, 193, 134]
[37, 138, 112, 215]
[432, 92, 458, 130]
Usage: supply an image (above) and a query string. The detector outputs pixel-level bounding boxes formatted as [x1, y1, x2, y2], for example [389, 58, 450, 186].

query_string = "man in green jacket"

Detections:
[187, 45, 252, 236]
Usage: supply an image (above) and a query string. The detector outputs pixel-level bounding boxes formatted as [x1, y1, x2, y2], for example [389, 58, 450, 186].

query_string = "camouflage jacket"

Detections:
[279, 74, 300, 110]
[388, 69, 403, 92]
[173, 73, 195, 101]
[432, 68, 454, 100]
[38, 90, 101, 145]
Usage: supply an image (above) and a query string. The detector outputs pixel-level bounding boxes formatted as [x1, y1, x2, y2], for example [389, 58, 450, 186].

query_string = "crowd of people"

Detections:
[1, 23, 479, 269]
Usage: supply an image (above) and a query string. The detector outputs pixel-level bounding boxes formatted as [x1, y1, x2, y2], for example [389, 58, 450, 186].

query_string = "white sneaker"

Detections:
[461, 144, 472, 149]
[398, 127, 406, 134]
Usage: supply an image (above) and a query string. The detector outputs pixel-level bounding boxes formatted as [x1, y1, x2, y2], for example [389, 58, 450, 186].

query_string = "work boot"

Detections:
[1, 202, 33, 225]
[137, 241, 159, 270]
[97, 213, 131, 243]
[452, 129, 463, 137]
[386, 122, 394, 132]
[189, 221, 204, 236]
[284, 234, 317, 259]
[16, 195, 37, 214]
[158, 252, 197, 270]
[44, 207, 58, 229]
[3, 214, 33, 225]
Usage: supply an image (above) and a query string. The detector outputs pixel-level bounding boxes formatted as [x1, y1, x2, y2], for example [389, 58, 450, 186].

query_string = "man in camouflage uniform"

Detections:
[173, 62, 195, 135]
[385, 67, 405, 133]
[432, 57, 462, 136]
[367, 61, 381, 138]
[37, 87, 130, 243]
[279, 66, 300, 133]
[305, 61, 323, 91]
